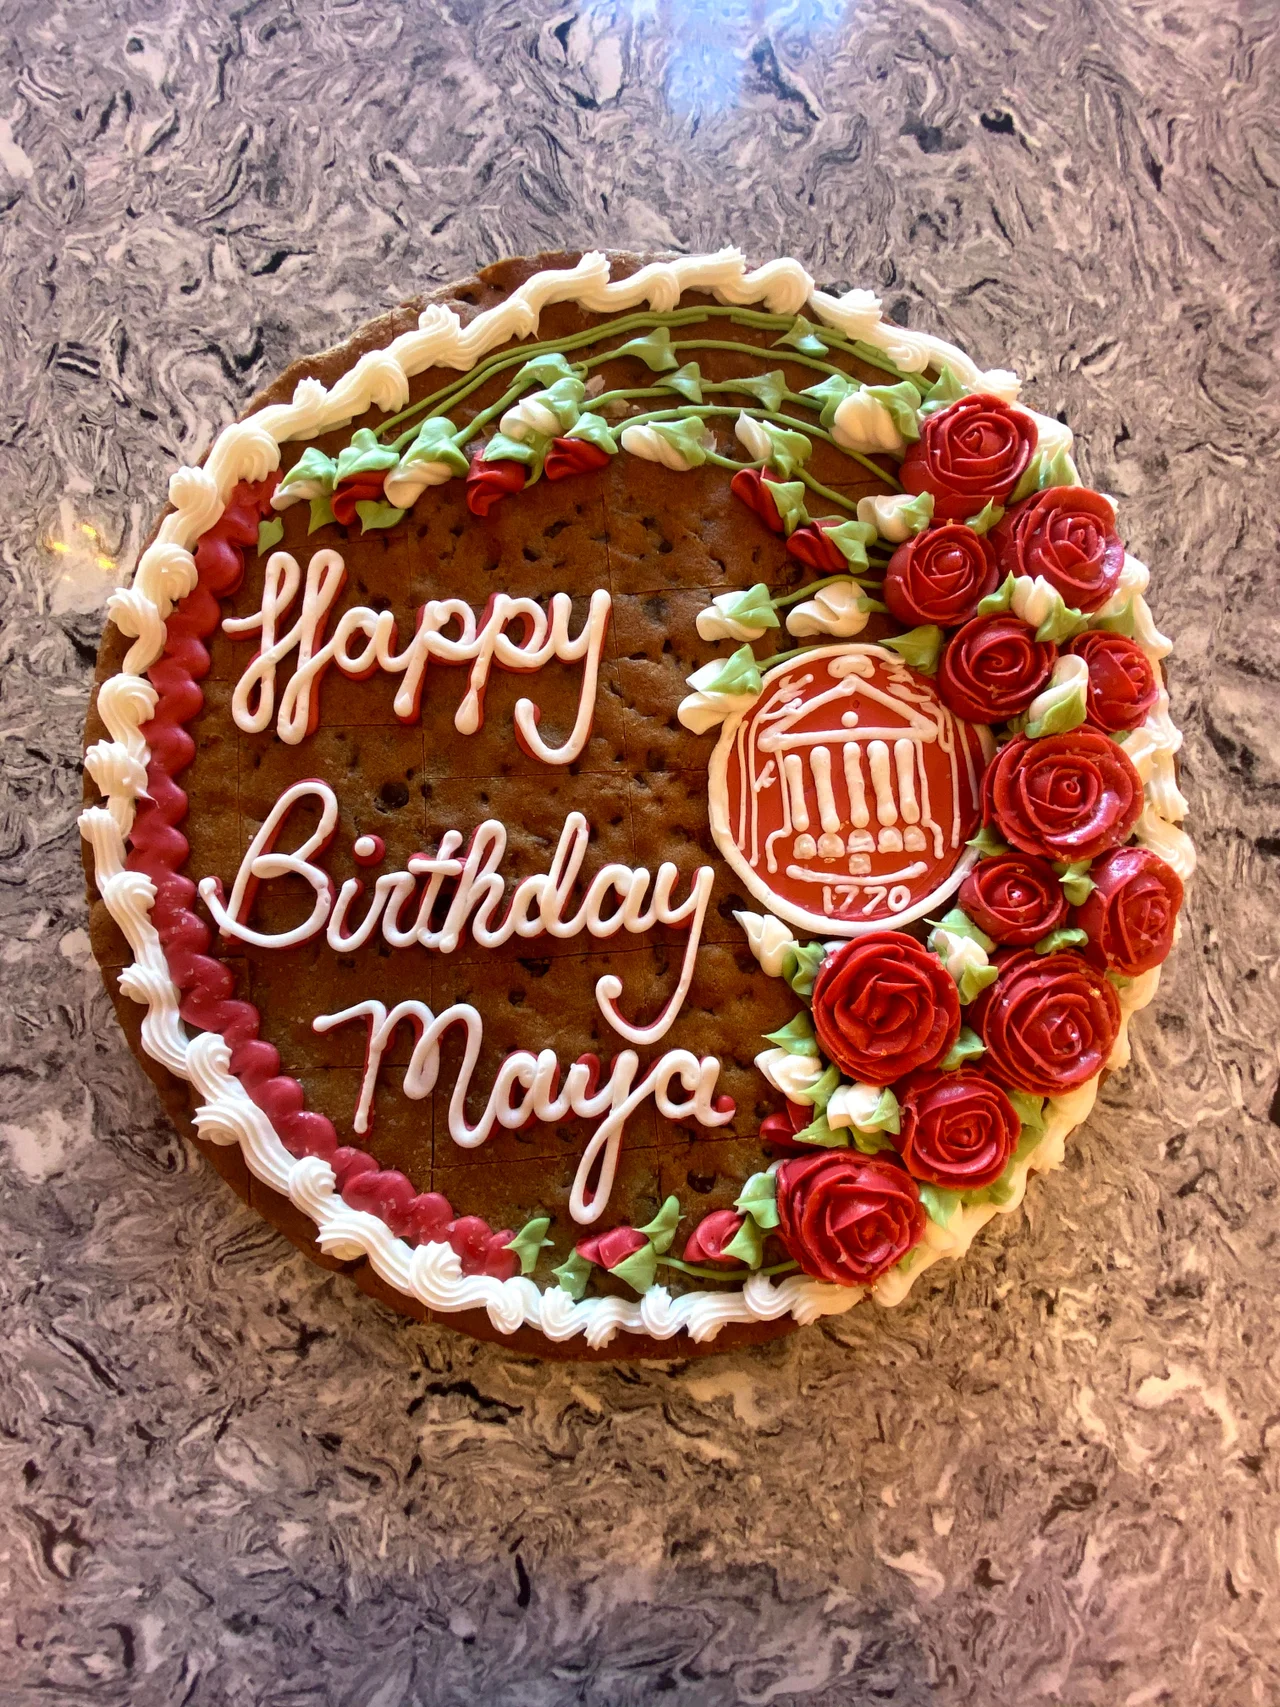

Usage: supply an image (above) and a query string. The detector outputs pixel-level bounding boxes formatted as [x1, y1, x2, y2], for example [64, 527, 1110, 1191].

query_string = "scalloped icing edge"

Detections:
[79, 248, 1196, 1347]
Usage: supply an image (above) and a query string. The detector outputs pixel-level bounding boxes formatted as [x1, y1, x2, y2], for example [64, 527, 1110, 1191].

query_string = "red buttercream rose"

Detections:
[544, 437, 612, 481]
[884, 524, 1000, 627]
[901, 394, 1037, 521]
[1073, 846, 1183, 976]
[969, 948, 1121, 1095]
[959, 853, 1068, 946]
[786, 522, 847, 573]
[330, 473, 388, 527]
[983, 728, 1144, 861]
[466, 457, 527, 516]
[730, 466, 786, 533]
[938, 614, 1057, 724]
[896, 1068, 1021, 1190]
[576, 1225, 649, 1271]
[683, 1209, 747, 1266]
[811, 933, 960, 1086]
[1069, 631, 1159, 733]
[776, 1153, 925, 1286]
[992, 488, 1124, 613]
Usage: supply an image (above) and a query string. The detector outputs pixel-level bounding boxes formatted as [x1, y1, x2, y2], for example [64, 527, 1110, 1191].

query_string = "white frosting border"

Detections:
[80, 248, 1196, 1347]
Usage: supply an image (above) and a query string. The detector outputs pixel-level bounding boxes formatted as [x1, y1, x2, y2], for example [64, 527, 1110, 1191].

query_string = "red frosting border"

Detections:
[123, 482, 519, 1279]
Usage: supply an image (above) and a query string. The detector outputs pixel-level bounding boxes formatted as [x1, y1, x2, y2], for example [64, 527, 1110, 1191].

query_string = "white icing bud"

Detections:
[1095, 551, 1149, 618]
[383, 462, 453, 507]
[831, 387, 906, 454]
[734, 412, 775, 461]
[677, 656, 762, 734]
[1024, 653, 1089, 736]
[786, 581, 869, 638]
[1130, 593, 1173, 661]
[978, 368, 1021, 403]
[826, 1082, 890, 1133]
[754, 1047, 824, 1101]
[696, 592, 770, 643]
[927, 925, 990, 984]
[1009, 574, 1065, 629]
[500, 396, 564, 441]
[734, 910, 798, 978]
[271, 478, 325, 510]
[856, 492, 928, 542]
[620, 421, 714, 471]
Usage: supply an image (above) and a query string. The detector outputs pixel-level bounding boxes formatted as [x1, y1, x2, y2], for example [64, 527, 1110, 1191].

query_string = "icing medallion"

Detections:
[709, 644, 992, 934]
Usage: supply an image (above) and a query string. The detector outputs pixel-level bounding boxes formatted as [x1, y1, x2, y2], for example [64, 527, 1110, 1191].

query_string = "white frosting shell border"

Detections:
[79, 248, 1195, 1348]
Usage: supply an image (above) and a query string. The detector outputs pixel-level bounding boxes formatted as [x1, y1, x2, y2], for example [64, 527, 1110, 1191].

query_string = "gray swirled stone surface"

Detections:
[2, 1, 1278, 1701]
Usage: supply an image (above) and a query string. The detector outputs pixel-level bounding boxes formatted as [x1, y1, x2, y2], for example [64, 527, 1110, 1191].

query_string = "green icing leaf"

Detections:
[722, 1215, 764, 1269]
[895, 491, 935, 535]
[280, 445, 338, 493]
[929, 908, 995, 952]
[356, 500, 407, 533]
[735, 1171, 780, 1231]
[516, 351, 577, 388]
[307, 495, 335, 534]
[976, 571, 1016, 617]
[965, 500, 1005, 537]
[504, 1216, 553, 1276]
[551, 1250, 593, 1300]
[644, 415, 715, 468]
[792, 1110, 849, 1149]
[919, 1183, 960, 1227]
[1007, 1090, 1046, 1136]
[615, 326, 678, 372]
[638, 1194, 682, 1255]
[1039, 445, 1080, 489]
[610, 1242, 658, 1294]
[940, 1027, 985, 1070]
[565, 411, 618, 454]
[336, 427, 401, 482]
[883, 625, 944, 675]
[1054, 859, 1095, 906]
[865, 380, 922, 443]
[763, 1011, 820, 1055]
[818, 518, 877, 571]
[1090, 598, 1136, 638]
[1106, 969, 1135, 992]
[659, 361, 704, 404]
[1032, 594, 1088, 646]
[754, 421, 813, 480]
[732, 369, 788, 413]
[851, 1126, 898, 1156]
[484, 429, 548, 469]
[798, 372, 855, 427]
[725, 582, 781, 630]
[967, 824, 1011, 858]
[957, 962, 999, 1005]
[782, 941, 826, 1000]
[919, 365, 968, 416]
[706, 644, 764, 698]
[792, 1061, 842, 1111]
[403, 416, 470, 475]
[1024, 677, 1088, 738]
[774, 317, 829, 356]
[535, 375, 588, 428]
[768, 478, 812, 535]
[1009, 457, 1043, 505]
[1034, 926, 1089, 956]
[257, 517, 284, 555]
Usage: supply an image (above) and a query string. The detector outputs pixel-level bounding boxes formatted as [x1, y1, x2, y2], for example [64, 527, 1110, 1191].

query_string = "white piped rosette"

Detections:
[80, 250, 1191, 1347]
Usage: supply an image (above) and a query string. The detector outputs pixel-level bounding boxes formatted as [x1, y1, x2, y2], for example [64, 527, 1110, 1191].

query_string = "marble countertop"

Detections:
[3, 1, 1278, 1701]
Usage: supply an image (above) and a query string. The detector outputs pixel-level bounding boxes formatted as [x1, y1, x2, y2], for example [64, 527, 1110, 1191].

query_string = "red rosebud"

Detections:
[884, 524, 1000, 627]
[983, 728, 1144, 863]
[969, 948, 1121, 1095]
[938, 614, 1057, 724]
[575, 1225, 649, 1271]
[776, 1153, 924, 1286]
[545, 437, 612, 481]
[466, 457, 527, 517]
[731, 466, 785, 533]
[900, 394, 1038, 521]
[330, 473, 389, 528]
[896, 1068, 1020, 1190]
[959, 853, 1068, 946]
[811, 932, 960, 1086]
[786, 522, 848, 573]
[1073, 846, 1183, 976]
[992, 488, 1124, 613]
[1069, 631, 1160, 733]
[683, 1210, 747, 1265]
[759, 1100, 817, 1154]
